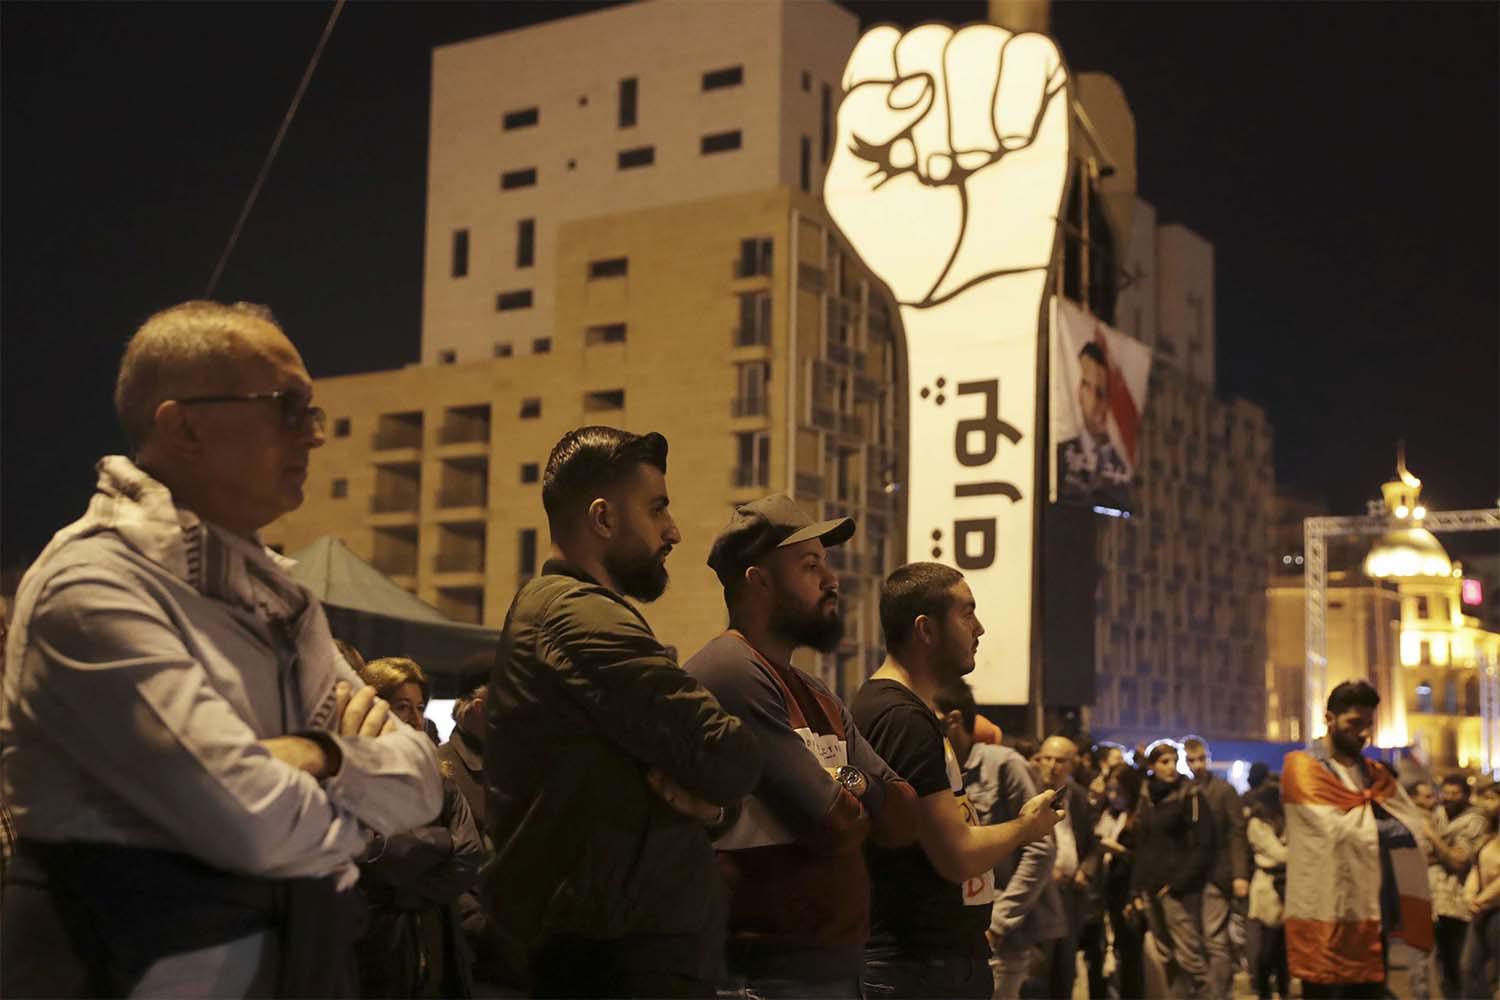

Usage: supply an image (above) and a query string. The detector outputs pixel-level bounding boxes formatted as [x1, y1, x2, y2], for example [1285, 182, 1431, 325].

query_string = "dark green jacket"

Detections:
[483, 559, 761, 979]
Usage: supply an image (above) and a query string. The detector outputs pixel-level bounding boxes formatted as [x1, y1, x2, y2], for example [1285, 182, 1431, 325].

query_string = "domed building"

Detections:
[1266, 456, 1500, 771]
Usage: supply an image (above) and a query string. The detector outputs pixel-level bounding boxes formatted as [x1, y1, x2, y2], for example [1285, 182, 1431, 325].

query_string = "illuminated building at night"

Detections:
[1266, 462, 1500, 769]
[262, 0, 903, 696]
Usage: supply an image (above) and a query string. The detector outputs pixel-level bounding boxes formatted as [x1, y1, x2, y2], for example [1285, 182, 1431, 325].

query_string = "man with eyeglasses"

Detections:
[1, 300, 444, 998]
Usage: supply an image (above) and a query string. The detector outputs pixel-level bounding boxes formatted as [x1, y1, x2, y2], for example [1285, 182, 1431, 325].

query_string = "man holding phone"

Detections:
[854, 564, 1061, 998]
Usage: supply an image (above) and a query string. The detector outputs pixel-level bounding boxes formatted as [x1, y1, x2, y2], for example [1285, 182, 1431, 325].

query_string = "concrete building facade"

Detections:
[263, 0, 905, 697]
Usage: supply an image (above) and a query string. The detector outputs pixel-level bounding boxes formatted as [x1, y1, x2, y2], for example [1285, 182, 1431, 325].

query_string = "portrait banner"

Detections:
[1049, 299, 1152, 512]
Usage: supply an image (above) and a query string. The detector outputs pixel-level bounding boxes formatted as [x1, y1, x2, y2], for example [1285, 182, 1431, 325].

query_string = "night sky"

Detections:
[4, 1, 1496, 567]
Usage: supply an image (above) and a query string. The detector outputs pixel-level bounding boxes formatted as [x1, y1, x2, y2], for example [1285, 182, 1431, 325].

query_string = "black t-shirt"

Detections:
[850, 679, 993, 958]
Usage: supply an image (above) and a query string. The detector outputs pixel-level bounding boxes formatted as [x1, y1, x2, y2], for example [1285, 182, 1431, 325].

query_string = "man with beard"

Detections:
[1283, 681, 1433, 998]
[484, 426, 762, 998]
[853, 563, 1062, 998]
[684, 494, 920, 998]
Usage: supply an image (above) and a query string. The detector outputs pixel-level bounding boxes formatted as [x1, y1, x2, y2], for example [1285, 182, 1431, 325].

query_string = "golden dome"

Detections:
[1363, 527, 1453, 579]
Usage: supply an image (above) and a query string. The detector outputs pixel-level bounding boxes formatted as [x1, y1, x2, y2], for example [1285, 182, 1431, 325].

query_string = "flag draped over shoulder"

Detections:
[1283, 748, 1433, 985]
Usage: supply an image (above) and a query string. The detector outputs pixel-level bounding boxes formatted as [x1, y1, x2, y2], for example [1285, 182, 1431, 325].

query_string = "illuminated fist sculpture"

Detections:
[825, 24, 1072, 705]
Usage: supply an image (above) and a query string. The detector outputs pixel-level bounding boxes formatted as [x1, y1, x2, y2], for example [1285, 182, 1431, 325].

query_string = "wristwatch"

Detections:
[833, 765, 868, 799]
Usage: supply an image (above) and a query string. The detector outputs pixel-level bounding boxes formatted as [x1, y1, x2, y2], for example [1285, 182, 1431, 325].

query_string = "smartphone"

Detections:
[1050, 793, 1067, 814]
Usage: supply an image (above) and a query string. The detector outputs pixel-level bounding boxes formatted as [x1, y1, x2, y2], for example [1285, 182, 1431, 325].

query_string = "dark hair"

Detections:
[1249, 778, 1285, 836]
[1442, 773, 1471, 794]
[541, 426, 668, 540]
[1145, 739, 1178, 765]
[359, 656, 430, 703]
[1107, 762, 1143, 811]
[880, 562, 964, 649]
[1247, 761, 1271, 790]
[934, 680, 977, 735]
[1008, 735, 1039, 761]
[1326, 680, 1380, 714]
[1079, 342, 1106, 367]
[1181, 734, 1208, 755]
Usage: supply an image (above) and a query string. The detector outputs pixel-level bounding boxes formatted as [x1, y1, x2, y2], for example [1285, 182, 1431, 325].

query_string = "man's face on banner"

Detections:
[1079, 353, 1108, 438]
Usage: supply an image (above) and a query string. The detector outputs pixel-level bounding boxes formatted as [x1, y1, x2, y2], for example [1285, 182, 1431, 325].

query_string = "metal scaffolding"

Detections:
[1303, 507, 1500, 759]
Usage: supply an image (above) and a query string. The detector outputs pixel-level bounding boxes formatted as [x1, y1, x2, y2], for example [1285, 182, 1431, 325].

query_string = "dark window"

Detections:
[451, 229, 469, 277]
[493, 342, 513, 358]
[701, 130, 742, 155]
[517, 218, 535, 268]
[439, 349, 456, 364]
[532, 338, 552, 354]
[618, 77, 637, 128]
[617, 146, 655, 169]
[520, 463, 540, 484]
[737, 237, 773, 278]
[586, 323, 627, 345]
[702, 66, 743, 90]
[799, 136, 811, 193]
[502, 107, 539, 130]
[520, 398, 541, 419]
[584, 389, 625, 411]
[588, 257, 628, 279]
[500, 168, 537, 190]
[333, 417, 351, 438]
[820, 83, 832, 162]
[801, 71, 811, 92]
[518, 528, 538, 580]
[331, 478, 348, 499]
[496, 290, 533, 311]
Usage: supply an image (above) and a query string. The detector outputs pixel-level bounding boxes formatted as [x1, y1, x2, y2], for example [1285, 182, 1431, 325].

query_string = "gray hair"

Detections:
[114, 300, 279, 451]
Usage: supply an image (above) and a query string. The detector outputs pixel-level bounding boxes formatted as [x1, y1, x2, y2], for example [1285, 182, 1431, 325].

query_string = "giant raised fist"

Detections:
[825, 23, 1069, 312]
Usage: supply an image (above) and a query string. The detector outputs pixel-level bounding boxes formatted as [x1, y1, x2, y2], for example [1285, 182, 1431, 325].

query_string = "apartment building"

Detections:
[1061, 76, 1275, 742]
[263, 0, 904, 696]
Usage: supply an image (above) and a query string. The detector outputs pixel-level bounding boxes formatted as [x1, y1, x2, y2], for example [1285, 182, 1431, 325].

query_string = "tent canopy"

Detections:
[287, 536, 498, 689]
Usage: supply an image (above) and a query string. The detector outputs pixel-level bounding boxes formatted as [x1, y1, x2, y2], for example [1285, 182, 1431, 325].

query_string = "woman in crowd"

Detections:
[355, 657, 485, 999]
[1083, 762, 1146, 999]
[1245, 778, 1290, 1000]
[1129, 741, 1215, 998]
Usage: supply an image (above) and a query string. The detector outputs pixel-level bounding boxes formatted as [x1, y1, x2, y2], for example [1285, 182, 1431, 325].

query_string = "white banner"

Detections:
[1049, 299, 1153, 511]
[825, 22, 1072, 704]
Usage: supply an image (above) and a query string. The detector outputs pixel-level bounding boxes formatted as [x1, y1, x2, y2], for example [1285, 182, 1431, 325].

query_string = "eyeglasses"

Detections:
[176, 391, 327, 435]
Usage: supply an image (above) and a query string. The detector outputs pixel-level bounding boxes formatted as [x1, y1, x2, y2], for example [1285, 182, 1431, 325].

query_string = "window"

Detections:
[519, 398, 541, 419]
[735, 291, 773, 346]
[733, 361, 769, 417]
[496, 289, 533, 311]
[586, 322, 627, 345]
[451, 229, 469, 278]
[618, 77, 637, 128]
[333, 417, 351, 438]
[500, 167, 537, 190]
[516, 218, 535, 268]
[737, 237, 773, 278]
[617, 146, 654, 170]
[588, 257, 628, 279]
[702, 66, 743, 90]
[532, 337, 552, 354]
[520, 463, 540, 484]
[820, 83, 832, 162]
[733, 430, 771, 488]
[799, 135, 811, 193]
[502, 107, 539, 130]
[439, 349, 456, 365]
[701, 130, 742, 155]
[493, 342, 513, 358]
[1415, 595, 1429, 619]
[584, 389, 625, 412]
[331, 478, 347, 499]
[801, 70, 811, 92]
[518, 528, 538, 580]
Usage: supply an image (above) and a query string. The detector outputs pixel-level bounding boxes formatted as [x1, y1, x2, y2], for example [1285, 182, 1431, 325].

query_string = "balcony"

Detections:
[734, 325, 771, 348]
[370, 493, 419, 514]
[436, 487, 487, 510]
[731, 396, 769, 418]
[795, 472, 824, 498]
[838, 413, 866, 437]
[371, 557, 417, 576]
[438, 421, 489, 445]
[434, 552, 485, 574]
[810, 407, 836, 431]
[373, 429, 422, 450]
[731, 465, 770, 489]
[797, 263, 825, 293]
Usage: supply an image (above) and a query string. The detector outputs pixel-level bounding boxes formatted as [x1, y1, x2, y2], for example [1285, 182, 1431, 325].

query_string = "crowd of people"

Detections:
[2, 300, 1499, 1000]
